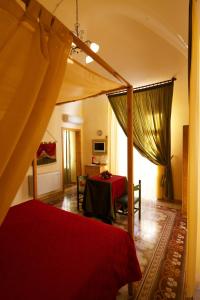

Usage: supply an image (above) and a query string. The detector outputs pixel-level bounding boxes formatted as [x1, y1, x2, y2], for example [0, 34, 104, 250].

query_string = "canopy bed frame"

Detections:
[0, 0, 138, 297]
[20, 0, 135, 240]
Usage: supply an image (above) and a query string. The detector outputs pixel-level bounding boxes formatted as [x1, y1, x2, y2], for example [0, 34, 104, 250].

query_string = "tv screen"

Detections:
[94, 142, 104, 151]
[92, 139, 107, 154]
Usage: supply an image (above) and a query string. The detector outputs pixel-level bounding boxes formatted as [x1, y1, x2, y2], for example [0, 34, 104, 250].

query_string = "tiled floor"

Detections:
[52, 185, 181, 221]
[48, 186, 185, 299]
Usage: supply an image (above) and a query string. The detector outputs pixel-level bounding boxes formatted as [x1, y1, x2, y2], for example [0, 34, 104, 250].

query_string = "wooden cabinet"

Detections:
[85, 164, 107, 177]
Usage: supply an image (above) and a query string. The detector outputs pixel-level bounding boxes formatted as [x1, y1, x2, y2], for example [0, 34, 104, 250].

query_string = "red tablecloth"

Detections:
[83, 175, 127, 222]
[91, 175, 126, 203]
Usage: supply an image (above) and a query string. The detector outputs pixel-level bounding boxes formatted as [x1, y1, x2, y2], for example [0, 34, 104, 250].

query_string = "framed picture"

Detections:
[37, 142, 56, 165]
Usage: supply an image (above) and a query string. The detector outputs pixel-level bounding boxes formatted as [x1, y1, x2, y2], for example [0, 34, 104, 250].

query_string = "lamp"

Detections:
[71, 0, 100, 63]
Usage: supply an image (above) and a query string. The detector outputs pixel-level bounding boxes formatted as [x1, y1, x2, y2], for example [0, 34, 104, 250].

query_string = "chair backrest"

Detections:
[134, 180, 141, 191]
[115, 180, 141, 217]
[77, 175, 88, 194]
[134, 180, 141, 200]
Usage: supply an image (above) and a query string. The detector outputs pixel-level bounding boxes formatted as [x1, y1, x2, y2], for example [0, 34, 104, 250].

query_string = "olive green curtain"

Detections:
[108, 81, 174, 200]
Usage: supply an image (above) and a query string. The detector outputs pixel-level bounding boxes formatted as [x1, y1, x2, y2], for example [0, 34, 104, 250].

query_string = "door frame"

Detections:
[61, 127, 82, 191]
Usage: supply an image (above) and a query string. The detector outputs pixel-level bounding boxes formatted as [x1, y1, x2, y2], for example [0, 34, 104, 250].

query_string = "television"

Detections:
[92, 139, 107, 155]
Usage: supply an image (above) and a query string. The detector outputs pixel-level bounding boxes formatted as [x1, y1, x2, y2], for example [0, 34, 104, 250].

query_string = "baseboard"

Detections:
[38, 190, 64, 203]
[157, 198, 182, 204]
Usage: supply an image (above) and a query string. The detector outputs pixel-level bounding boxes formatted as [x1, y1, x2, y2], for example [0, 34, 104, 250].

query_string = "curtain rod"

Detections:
[107, 77, 176, 97]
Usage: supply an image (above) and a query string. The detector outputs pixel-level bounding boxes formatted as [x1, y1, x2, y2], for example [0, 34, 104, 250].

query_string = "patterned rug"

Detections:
[47, 190, 186, 300]
[151, 211, 186, 300]
[116, 205, 186, 299]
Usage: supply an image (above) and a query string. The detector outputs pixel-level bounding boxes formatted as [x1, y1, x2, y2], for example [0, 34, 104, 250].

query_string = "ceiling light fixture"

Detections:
[71, 0, 99, 63]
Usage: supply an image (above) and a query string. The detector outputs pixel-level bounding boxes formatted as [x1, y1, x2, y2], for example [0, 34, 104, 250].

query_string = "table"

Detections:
[83, 175, 127, 223]
[85, 164, 107, 177]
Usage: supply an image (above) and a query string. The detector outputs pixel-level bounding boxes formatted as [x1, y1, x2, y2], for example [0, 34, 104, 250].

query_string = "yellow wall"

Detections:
[186, 1, 200, 296]
[82, 95, 109, 169]
[69, 131, 77, 182]
[81, 76, 189, 201]
[12, 77, 189, 205]
[12, 70, 189, 205]
[171, 62, 189, 201]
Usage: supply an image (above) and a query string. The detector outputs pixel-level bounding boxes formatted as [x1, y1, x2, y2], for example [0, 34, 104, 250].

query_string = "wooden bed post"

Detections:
[127, 86, 134, 239]
[32, 155, 38, 199]
[127, 86, 134, 296]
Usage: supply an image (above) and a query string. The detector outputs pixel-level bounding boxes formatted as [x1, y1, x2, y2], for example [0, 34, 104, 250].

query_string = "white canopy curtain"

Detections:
[0, 0, 134, 230]
[0, 0, 135, 293]
[58, 58, 123, 103]
[0, 0, 72, 225]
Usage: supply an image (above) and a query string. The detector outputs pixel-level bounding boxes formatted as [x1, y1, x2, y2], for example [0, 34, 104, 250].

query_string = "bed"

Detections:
[0, 200, 141, 300]
[0, 1, 140, 298]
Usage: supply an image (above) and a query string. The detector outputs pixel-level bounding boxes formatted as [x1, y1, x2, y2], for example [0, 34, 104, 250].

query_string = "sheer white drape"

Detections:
[0, 0, 72, 225]
[58, 59, 123, 103]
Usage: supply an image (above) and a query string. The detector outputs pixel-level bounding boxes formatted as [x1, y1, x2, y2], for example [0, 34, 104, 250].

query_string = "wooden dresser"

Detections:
[85, 164, 107, 177]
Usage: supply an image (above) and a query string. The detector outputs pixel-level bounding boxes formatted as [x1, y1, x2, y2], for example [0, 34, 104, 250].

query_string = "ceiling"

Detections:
[37, 0, 189, 87]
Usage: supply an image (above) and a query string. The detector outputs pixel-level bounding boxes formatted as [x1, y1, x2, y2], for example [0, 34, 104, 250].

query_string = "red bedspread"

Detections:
[0, 200, 141, 300]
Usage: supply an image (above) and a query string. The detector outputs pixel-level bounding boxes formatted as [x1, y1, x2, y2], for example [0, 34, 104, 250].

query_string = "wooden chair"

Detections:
[77, 175, 88, 210]
[115, 180, 141, 219]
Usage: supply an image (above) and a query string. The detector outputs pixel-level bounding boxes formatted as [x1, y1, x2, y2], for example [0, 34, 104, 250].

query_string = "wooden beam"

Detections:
[182, 125, 189, 216]
[21, 0, 130, 88]
[56, 85, 128, 105]
[127, 86, 134, 239]
[32, 155, 38, 199]
[127, 85, 134, 297]
[71, 33, 131, 87]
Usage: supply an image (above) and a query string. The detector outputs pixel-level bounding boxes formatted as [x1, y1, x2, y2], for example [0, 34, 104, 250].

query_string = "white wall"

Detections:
[12, 101, 83, 205]
[11, 167, 33, 206]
